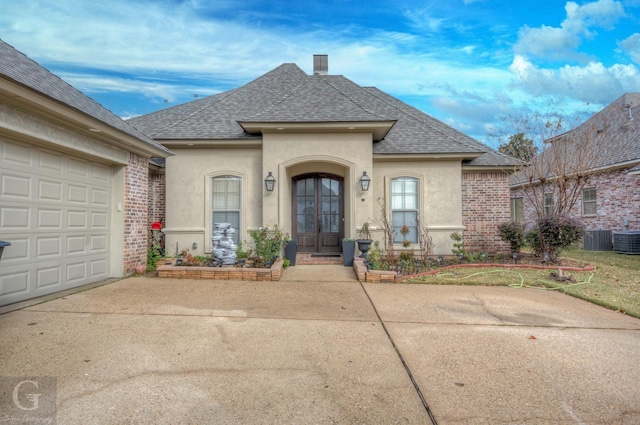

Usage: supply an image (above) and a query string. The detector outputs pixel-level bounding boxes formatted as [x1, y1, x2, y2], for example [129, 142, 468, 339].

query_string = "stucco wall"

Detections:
[163, 147, 263, 256]
[372, 160, 464, 256]
[262, 131, 373, 240]
[462, 171, 511, 254]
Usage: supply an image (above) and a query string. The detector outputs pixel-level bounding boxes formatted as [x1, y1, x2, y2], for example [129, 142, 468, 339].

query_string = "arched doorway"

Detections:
[293, 173, 344, 253]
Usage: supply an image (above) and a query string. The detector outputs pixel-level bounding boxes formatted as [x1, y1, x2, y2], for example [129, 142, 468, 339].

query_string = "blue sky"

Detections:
[1, 0, 639, 147]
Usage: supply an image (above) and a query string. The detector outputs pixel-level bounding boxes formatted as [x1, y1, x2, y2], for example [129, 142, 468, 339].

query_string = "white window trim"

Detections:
[204, 171, 247, 253]
[385, 173, 423, 247]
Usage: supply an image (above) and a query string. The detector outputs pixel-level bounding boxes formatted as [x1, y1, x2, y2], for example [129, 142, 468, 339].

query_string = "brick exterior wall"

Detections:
[147, 169, 166, 247]
[124, 153, 149, 274]
[512, 168, 640, 232]
[462, 171, 511, 254]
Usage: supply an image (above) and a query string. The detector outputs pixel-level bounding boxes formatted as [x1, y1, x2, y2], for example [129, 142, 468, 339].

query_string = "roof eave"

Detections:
[0, 78, 172, 158]
[237, 120, 397, 142]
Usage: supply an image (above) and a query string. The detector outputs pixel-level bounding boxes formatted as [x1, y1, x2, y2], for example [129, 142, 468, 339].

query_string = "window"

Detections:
[582, 188, 597, 215]
[391, 177, 418, 244]
[510, 197, 524, 223]
[212, 176, 241, 244]
[544, 193, 554, 216]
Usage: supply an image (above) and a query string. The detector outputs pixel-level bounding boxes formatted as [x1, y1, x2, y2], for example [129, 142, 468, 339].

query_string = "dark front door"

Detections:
[293, 174, 343, 253]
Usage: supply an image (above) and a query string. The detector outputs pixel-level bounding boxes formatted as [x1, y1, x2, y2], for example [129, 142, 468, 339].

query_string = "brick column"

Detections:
[124, 153, 149, 273]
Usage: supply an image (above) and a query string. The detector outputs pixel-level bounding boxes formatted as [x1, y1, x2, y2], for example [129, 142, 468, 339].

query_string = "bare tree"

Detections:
[491, 99, 610, 220]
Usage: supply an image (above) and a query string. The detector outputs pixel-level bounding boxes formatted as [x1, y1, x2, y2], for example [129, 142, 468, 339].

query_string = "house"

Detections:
[510, 93, 640, 242]
[130, 55, 517, 258]
[0, 40, 171, 307]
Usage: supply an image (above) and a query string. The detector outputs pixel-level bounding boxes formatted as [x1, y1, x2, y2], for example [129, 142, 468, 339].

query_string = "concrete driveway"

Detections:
[1, 265, 639, 424]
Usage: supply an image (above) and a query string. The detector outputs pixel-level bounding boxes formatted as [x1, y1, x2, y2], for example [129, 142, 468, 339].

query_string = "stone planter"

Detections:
[157, 257, 284, 281]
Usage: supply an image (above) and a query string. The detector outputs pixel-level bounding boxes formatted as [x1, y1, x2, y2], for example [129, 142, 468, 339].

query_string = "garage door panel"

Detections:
[39, 149, 63, 173]
[36, 236, 61, 258]
[37, 208, 62, 229]
[66, 261, 87, 283]
[2, 140, 32, 166]
[68, 210, 87, 229]
[68, 184, 88, 204]
[1, 237, 29, 262]
[90, 258, 108, 278]
[91, 212, 108, 229]
[1, 173, 31, 199]
[38, 179, 63, 202]
[92, 188, 109, 206]
[0, 269, 30, 296]
[1, 206, 30, 228]
[37, 266, 62, 289]
[90, 235, 107, 252]
[92, 164, 110, 183]
[68, 158, 89, 179]
[67, 235, 87, 254]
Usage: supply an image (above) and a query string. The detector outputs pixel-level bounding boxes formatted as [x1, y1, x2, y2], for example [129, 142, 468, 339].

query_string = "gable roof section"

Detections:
[130, 61, 515, 166]
[0, 39, 170, 157]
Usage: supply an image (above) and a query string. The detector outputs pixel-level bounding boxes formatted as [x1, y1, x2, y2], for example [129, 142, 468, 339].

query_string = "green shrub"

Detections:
[498, 221, 526, 253]
[527, 215, 585, 259]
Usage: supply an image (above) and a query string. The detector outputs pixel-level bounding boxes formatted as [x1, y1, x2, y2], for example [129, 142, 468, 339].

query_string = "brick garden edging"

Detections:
[353, 257, 596, 284]
[157, 258, 284, 281]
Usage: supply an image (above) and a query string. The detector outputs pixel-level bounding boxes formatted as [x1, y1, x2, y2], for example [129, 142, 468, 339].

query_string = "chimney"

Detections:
[313, 54, 328, 75]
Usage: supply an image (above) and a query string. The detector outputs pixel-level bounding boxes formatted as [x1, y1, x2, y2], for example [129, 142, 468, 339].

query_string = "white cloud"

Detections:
[509, 54, 639, 104]
[515, 0, 626, 61]
[619, 33, 640, 64]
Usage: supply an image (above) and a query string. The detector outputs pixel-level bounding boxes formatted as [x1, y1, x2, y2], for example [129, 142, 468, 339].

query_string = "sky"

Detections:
[1, 0, 639, 147]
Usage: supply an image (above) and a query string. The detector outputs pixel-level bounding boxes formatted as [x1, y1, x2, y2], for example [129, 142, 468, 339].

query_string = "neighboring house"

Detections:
[0, 40, 171, 307]
[510, 93, 640, 237]
[130, 55, 516, 258]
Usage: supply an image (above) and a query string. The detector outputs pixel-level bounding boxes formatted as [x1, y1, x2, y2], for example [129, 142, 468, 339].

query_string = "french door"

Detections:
[293, 174, 344, 253]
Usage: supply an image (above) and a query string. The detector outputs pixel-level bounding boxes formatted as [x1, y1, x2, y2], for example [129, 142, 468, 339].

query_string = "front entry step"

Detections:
[296, 253, 343, 265]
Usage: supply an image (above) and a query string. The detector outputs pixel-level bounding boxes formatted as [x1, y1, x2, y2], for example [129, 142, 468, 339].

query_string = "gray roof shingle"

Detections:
[0, 39, 170, 155]
[130, 62, 515, 166]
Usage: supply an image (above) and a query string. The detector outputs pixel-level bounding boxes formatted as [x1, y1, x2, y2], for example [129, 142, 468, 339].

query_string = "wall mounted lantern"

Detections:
[264, 172, 276, 191]
[359, 171, 371, 191]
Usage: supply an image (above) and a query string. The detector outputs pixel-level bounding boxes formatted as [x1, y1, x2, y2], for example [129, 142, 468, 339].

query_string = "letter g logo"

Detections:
[12, 380, 41, 411]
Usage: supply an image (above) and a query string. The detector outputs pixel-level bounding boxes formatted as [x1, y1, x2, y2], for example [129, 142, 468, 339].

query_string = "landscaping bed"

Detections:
[157, 257, 284, 281]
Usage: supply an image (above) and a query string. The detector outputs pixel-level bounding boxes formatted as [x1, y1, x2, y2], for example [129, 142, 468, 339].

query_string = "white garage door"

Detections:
[0, 138, 112, 306]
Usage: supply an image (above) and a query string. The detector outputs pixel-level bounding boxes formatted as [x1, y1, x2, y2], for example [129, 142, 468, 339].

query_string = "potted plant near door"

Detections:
[342, 238, 356, 266]
[356, 222, 374, 258]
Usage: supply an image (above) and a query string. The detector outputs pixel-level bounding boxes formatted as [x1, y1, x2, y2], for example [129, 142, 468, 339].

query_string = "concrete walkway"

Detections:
[1, 265, 639, 424]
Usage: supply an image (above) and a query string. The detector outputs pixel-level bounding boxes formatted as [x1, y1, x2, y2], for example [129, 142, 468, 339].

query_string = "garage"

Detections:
[0, 138, 113, 305]
[0, 40, 171, 307]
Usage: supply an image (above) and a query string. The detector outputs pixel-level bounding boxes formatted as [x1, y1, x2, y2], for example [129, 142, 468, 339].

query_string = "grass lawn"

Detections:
[406, 248, 640, 319]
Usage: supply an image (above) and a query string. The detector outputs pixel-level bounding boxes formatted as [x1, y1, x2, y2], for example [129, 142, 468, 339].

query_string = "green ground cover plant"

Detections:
[406, 248, 640, 318]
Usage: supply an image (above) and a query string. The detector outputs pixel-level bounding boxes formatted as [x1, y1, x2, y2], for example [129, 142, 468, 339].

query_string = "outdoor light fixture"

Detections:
[264, 172, 276, 191]
[359, 171, 371, 191]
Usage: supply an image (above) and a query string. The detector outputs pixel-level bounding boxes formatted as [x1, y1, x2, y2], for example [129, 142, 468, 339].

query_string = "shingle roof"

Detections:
[130, 62, 514, 166]
[0, 39, 170, 155]
[511, 92, 640, 185]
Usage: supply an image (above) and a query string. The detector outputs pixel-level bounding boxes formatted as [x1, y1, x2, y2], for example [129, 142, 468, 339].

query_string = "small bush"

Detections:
[498, 221, 526, 253]
[527, 215, 585, 259]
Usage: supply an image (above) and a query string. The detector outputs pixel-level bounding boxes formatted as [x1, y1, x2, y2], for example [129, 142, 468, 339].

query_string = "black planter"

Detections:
[284, 239, 297, 266]
[356, 239, 373, 258]
[0, 241, 10, 262]
[342, 239, 356, 266]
